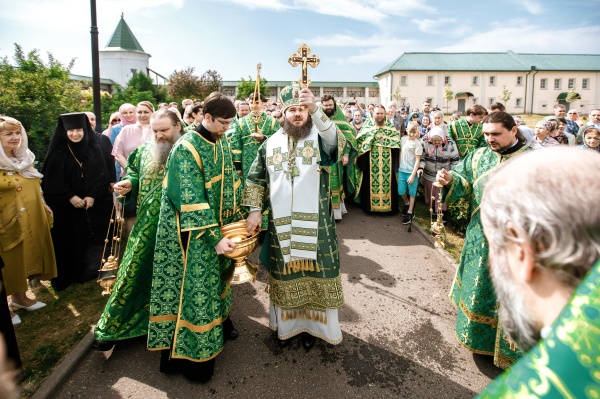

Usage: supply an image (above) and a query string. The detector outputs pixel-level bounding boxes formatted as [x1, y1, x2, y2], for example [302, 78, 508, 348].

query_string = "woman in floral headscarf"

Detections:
[419, 126, 460, 217]
[534, 120, 560, 148]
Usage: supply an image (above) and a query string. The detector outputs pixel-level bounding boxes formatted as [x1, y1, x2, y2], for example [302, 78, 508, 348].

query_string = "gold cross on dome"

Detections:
[288, 44, 320, 87]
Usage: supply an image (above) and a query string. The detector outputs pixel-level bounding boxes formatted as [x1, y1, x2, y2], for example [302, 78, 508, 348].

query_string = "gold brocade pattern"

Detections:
[269, 275, 344, 310]
[241, 182, 265, 209]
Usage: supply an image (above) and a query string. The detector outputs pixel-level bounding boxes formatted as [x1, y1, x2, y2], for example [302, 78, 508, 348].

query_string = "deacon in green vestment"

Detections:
[320, 95, 358, 220]
[243, 84, 346, 350]
[437, 112, 531, 369]
[225, 101, 250, 141]
[355, 105, 401, 215]
[147, 93, 245, 382]
[475, 147, 600, 399]
[229, 96, 280, 230]
[93, 110, 183, 350]
[447, 104, 488, 157]
[184, 103, 204, 133]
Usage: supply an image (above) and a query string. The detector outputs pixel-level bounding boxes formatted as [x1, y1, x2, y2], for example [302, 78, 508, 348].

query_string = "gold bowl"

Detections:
[220, 220, 259, 285]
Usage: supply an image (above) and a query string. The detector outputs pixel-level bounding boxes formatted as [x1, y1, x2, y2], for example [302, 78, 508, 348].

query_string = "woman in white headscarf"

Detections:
[0, 116, 56, 324]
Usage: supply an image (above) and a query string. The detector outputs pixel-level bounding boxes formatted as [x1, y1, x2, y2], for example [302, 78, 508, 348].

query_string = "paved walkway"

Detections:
[45, 203, 500, 399]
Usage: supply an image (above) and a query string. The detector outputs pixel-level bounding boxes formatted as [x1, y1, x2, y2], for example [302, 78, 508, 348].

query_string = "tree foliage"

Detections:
[167, 66, 203, 103]
[565, 86, 580, 104]
[0, 44, 85, 164]
[236, 76, 269, 100]
[444, 84, 453, 112]
[200, 69, 223, 98]
[499, 85, 512, 105]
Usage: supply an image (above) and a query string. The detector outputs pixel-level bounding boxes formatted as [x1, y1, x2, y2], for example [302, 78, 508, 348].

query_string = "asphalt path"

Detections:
[50, 202, 500, 399]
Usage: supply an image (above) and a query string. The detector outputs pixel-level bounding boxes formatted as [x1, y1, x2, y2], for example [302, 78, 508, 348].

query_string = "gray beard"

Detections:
[490, 249, 541, 352]
[282, 117, 313, 140]
[151, 132, 181, 166]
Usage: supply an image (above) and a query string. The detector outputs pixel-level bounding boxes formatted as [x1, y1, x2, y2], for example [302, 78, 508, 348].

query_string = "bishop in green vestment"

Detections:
[243, 84, 345, 350]
[438, 112, 531, 369]
[446, 105, 488, 157]
[320, 95, 358, 220]
[147, 93, 245, 382]
[355, 105, 401, 215]
[475, 146, 600, 398]
[94, 110, 184, 349]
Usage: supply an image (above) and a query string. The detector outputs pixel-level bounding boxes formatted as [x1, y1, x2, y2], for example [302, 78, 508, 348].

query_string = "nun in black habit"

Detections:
[42, 113, 113, 291]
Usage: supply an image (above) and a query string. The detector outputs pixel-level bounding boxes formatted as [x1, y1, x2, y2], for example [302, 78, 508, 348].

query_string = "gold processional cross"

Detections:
[288, 44, 320, 87]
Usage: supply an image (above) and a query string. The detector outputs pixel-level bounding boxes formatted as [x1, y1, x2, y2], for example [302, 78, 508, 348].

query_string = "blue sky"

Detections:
[1, 0, 599, 83]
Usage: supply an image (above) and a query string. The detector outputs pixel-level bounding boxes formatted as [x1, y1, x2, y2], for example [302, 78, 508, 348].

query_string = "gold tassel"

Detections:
[264, 284, 270, 294]
[282, 264, 287, 275]
[282, 311, 287, 321]
[309, 260, 315, 272]
[316, 262, 321, 273]
[324, 314, 328, 325]
[319, 313, 324, 323]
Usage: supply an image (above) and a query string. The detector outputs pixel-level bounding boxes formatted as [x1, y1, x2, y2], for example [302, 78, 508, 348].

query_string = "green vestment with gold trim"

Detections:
[447, 118, 487, 158]
[147, 129, 245, 362]
[355, 118, 401, 214]
[444, 143, 531, 369]
[323, 105, 358, 217]
[476, 260, 600, 399]
[229, 112, 280, 230]
[241, 129, 345, 313]
[94, 143, 164, 342]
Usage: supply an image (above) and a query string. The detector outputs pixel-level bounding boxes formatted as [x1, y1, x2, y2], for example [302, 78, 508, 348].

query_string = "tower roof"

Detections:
[105, 14, 145, 53]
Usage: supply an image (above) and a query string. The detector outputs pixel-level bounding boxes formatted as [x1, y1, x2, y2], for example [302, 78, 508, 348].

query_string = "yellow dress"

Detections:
[0, 171, 56, 295]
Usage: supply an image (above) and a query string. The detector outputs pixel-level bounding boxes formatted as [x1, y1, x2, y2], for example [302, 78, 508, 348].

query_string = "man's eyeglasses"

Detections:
[215, 118, 232, 126]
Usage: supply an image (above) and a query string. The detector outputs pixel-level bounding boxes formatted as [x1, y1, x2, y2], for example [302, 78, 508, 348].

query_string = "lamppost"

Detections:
[90, 0, 102, 132]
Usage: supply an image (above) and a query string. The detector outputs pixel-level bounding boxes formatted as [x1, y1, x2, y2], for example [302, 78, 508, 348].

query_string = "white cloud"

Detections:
[435, 25, 599, 53]
[521, 0, 543, 15]
[209, 0, 433, 24]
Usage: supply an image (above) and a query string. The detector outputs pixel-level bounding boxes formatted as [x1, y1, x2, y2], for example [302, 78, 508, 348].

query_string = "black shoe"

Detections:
[300, 332, 317, 352]
[92, 339, 115, 351]
[223, 318, 239, 341]
[402, 212, 414, 225]
[401, 204, 409, 216]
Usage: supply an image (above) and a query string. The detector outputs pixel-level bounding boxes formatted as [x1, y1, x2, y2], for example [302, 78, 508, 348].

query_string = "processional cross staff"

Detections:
[288, 44, 320, 87]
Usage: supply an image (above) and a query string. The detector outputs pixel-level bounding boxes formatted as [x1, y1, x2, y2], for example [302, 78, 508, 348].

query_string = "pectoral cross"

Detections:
[288, 44, 320, 87]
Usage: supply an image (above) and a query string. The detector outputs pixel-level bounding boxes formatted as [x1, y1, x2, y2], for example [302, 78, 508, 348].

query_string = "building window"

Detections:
[568, 78, 575, 89]
[400, 75, 407, 86]
[426, 98, 433, 104]
[489, 98, 495, 105]
[516, 76, 523, 86]
[472, 76, 479, 86]
[582, 78, 590, 89]
[444, 75, 451, 85]
[516, 98, 522, 107]
[489, 76, 496, 86]
[554, 78, 561, 89]
[472, 97, 478, 104]
[130, 68, 138, 75]
[540, 78, 547, 89]
[427, 75, 434, 86]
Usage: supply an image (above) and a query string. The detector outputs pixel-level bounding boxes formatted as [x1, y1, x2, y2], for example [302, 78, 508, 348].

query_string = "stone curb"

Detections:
[412, 220, 459, 270]
[30, 330, 94, 399]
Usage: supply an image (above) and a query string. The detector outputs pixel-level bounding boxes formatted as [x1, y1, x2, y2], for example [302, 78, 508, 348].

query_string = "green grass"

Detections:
[12, 280, 108, 397]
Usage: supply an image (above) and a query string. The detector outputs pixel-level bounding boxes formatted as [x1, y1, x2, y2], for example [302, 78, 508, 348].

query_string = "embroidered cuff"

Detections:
[241, 182, 265, 209]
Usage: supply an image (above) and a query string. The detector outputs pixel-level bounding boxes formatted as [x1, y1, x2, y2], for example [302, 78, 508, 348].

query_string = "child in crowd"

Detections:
[579, 125, 600, 152]
[399, 121, 424, 224]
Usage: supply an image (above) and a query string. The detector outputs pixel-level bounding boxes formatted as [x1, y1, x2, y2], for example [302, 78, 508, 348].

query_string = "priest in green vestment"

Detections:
[475, 147, 600, 398]
[93, 110, 183, 351]
[225, 101, 250, 141]
[242, 83, 345, 351]
[447, 104, 488, 157]
[147, 92, 246, 382]
[320, 95, 358, 220]
[355, 105, 401, 215]
[436, 112, 531, 369]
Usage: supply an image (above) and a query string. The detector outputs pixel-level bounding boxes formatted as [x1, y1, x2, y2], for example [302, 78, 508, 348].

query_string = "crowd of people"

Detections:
[0, 82, 598, 395]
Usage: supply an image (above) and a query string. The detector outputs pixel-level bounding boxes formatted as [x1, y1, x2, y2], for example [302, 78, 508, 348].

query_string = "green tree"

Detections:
[444, 84, 454, 113]
[0, 44, 85, 164]
[499, 85, 512, 105]
[392, 85, 401, 102]
[167, 66, 203, 104]
[236, 76, 269, 100]
[565, 85, 581, 104]
[199, 69, 223, 98]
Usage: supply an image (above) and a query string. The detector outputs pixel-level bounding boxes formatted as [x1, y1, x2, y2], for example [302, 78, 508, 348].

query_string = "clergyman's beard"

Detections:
[323, 107, 335, 117]
[152, 131, 182, 166]
[375, 116, 385, 126]
[490, 249, 541, 352]
[283, 116, 313, 140]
